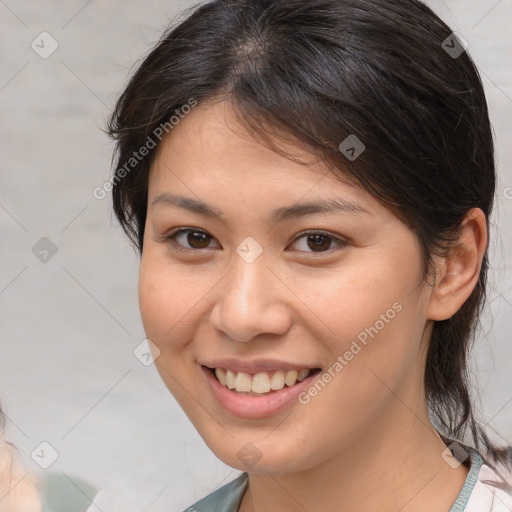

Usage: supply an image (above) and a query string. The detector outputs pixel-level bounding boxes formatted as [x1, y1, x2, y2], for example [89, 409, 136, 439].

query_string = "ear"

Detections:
[426, 208, 488, 321]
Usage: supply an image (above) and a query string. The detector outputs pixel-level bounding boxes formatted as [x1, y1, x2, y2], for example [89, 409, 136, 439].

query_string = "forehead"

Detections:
[148, 99, 381, 216]
[152, 99, 319, 174]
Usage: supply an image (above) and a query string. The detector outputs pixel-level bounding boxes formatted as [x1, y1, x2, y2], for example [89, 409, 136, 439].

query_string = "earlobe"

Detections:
[426, 208, 488, 321]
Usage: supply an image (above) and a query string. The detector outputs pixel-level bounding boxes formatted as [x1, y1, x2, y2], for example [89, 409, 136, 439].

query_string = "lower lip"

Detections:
[201, 366, 320, 419]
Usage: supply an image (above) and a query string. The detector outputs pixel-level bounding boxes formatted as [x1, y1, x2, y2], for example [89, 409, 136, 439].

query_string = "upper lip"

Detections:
[200, 358, 321, 374]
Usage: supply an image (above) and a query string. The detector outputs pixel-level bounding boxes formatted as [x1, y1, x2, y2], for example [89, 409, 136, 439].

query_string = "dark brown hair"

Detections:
[106, 0, 511, 465]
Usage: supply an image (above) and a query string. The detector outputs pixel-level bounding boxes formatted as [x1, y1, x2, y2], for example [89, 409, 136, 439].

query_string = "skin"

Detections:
[0, 434, 42, 512]
[139, 98, 487, 512]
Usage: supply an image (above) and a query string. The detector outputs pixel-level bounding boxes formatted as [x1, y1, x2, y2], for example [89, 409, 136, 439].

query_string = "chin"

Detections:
[202, 433, 317, 475]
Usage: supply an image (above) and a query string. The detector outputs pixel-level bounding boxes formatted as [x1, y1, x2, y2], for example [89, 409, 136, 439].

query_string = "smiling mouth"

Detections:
[204, 366, 322, 395]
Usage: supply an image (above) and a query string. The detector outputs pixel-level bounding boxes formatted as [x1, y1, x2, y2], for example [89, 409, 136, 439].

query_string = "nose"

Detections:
[209, 249, 293, 343]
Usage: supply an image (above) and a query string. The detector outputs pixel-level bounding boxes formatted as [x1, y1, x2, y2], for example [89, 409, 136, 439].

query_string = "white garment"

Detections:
[462, 462, 512, 512]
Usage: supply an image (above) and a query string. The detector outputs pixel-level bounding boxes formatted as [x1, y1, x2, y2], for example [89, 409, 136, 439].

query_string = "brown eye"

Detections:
[164, 228, 218, 251]
[157, 228, 347, 255]
[306, 234, 331, 252]
[290, 230, 347, 254]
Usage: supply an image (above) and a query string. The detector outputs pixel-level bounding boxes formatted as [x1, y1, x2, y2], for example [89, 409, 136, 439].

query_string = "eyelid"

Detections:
[152, 227, 219, 252]
[154, 227, 348, 254]
[290, 229, 348, 254]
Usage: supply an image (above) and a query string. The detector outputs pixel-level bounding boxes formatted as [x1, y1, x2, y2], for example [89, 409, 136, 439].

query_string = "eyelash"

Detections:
[155, 228, 348, 255]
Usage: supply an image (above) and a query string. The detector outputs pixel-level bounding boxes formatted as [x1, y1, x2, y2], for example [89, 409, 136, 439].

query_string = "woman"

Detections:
[0, 408, 41, 512]
[106, 0, 512, 510]
[0, 407, 96, 511]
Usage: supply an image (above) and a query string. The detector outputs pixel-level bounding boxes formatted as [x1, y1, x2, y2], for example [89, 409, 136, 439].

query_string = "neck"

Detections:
[239, 395, 469, 512]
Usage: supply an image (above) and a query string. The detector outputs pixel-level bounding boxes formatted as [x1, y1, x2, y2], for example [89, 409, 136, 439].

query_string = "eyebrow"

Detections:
[151, 193, 370, 222]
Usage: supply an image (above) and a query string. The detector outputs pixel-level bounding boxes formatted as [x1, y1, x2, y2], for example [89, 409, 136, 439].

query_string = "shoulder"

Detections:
[182, 472, 248, 512]
[0, 438, 42, 512]
[38, 472, 98, 512]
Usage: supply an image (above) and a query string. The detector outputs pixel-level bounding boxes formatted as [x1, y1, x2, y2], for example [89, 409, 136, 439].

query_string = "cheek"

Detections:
[138, 253, 189, 348]
[138, 250, 218, 354]
[295, 250, 427, 413]
[138, 253, 203, 406]
[138, 258, 167, 340]
[303, 259, 420, 355]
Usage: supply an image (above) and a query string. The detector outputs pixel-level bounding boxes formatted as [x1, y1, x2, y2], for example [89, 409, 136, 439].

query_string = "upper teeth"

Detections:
[214, 368, 312, 394]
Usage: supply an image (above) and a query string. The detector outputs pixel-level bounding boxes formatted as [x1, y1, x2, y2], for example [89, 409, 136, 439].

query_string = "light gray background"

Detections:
[0, 1, 511, 510]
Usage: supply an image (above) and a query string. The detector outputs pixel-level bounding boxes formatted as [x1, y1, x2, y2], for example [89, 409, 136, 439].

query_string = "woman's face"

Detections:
[139, 99, 435, 474]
